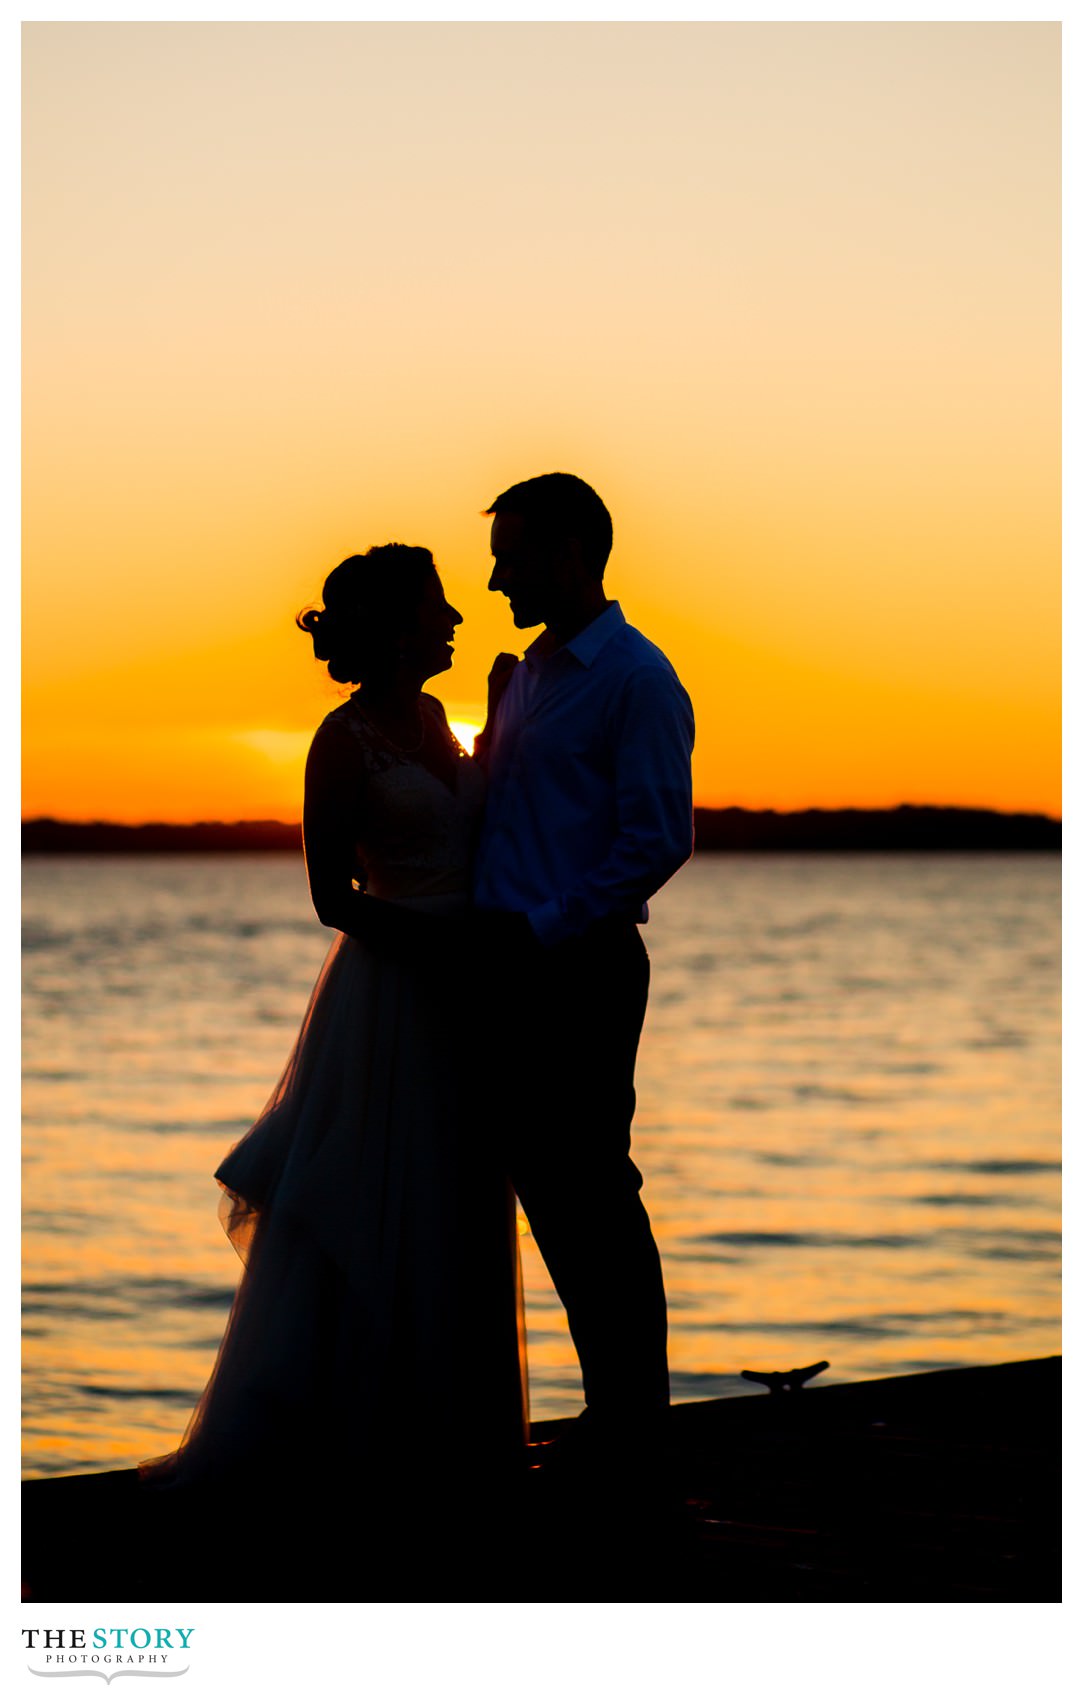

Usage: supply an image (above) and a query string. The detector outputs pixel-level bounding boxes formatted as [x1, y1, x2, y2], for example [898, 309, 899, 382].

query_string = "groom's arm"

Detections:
[525, 665, 695, 947]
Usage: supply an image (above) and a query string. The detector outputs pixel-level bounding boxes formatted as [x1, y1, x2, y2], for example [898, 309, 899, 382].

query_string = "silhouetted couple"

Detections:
[139, 473, 695, 1564]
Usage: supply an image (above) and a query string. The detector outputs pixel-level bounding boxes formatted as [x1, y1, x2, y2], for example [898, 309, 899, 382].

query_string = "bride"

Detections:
[138, 544, 528, 1543]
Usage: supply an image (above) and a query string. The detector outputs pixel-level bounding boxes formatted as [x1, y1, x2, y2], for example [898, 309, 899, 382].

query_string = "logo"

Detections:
[23, 1628, 194, 1683]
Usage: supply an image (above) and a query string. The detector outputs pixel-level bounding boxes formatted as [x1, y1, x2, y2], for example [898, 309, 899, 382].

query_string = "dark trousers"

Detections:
[495, 921, 669, 1420]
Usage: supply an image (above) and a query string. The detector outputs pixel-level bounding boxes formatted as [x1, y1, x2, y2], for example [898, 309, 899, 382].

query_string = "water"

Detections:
[22, 853, 1061, 1476]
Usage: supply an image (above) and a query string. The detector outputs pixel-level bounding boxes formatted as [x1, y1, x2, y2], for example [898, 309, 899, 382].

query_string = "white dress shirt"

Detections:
[473, 602, 695, 946]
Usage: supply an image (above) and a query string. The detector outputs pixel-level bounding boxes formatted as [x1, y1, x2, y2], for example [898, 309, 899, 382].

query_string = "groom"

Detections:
[473, 472, 695, 1459]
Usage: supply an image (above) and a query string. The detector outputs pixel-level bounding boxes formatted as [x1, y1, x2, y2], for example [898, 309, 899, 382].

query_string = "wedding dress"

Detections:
[138, 694, 529, 1513]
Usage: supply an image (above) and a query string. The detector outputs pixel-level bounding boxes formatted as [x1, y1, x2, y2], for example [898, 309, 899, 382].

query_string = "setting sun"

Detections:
[448, 720, 483, 755]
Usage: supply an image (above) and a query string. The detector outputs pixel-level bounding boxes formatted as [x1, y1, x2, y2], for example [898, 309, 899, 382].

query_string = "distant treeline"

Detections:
[692, 805, 1060, 852]
[22, 805, 1060, 856]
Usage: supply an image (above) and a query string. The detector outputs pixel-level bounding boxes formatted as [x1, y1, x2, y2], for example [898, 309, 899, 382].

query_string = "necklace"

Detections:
[353, 697, 427, 756]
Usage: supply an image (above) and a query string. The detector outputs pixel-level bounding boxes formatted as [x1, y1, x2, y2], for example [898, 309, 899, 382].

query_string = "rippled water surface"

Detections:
[23, 853, 1060, 1475]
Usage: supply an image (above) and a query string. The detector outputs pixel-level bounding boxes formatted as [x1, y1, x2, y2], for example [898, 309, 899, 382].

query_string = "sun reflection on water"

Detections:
[22, 852, 1060, 1474]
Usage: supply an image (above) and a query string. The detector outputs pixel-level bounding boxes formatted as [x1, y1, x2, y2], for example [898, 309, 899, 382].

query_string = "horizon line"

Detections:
[21, 802, 1063, 828]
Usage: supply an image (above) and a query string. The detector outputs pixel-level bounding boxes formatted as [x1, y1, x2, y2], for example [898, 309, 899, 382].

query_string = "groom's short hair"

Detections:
[485, 473, 613, 580]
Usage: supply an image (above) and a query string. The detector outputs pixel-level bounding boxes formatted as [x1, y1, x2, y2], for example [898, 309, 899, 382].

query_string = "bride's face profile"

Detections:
[398, 569, 463, 681]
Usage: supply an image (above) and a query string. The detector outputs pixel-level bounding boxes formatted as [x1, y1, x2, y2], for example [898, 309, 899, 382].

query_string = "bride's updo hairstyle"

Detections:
[296, 544, 437, 684]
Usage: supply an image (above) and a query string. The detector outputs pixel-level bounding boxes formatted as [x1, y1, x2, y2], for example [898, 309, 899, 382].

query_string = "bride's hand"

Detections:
[473, 653, 519, 761]
[487, 652, 518, 719]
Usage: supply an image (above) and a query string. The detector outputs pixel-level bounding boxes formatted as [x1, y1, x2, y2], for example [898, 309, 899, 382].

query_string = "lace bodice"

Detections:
[316, 694, 486, 904]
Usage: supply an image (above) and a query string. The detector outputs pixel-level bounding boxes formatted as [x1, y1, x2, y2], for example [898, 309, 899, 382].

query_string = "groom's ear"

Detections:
[561, 535, 587, 579]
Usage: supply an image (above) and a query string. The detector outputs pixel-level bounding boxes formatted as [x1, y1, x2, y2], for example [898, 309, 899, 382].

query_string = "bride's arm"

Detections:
[301, 719, 446, 957]
[472, 652, 519, 766]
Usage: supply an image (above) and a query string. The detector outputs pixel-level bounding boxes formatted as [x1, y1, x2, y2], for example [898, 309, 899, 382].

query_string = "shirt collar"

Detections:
[524, 601, 625, 672]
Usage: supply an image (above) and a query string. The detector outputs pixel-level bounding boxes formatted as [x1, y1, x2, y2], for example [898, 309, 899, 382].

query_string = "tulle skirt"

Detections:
[138, 912, 529, 1513]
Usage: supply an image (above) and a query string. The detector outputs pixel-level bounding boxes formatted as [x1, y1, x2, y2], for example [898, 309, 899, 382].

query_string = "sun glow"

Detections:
[234, 730, 312, 767]
[21, 24, 1060, 822]
[448, 720, 483, 755]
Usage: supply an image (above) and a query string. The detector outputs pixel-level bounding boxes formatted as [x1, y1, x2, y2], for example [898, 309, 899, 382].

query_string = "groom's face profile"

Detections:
[489, 511, 570, 630]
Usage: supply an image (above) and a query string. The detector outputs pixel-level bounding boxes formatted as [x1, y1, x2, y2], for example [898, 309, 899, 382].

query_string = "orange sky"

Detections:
[22, 22, 1060, 822]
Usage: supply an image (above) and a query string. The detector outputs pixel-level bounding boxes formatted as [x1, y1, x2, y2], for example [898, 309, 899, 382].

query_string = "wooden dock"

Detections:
[21, 1356, 1059, 1603]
